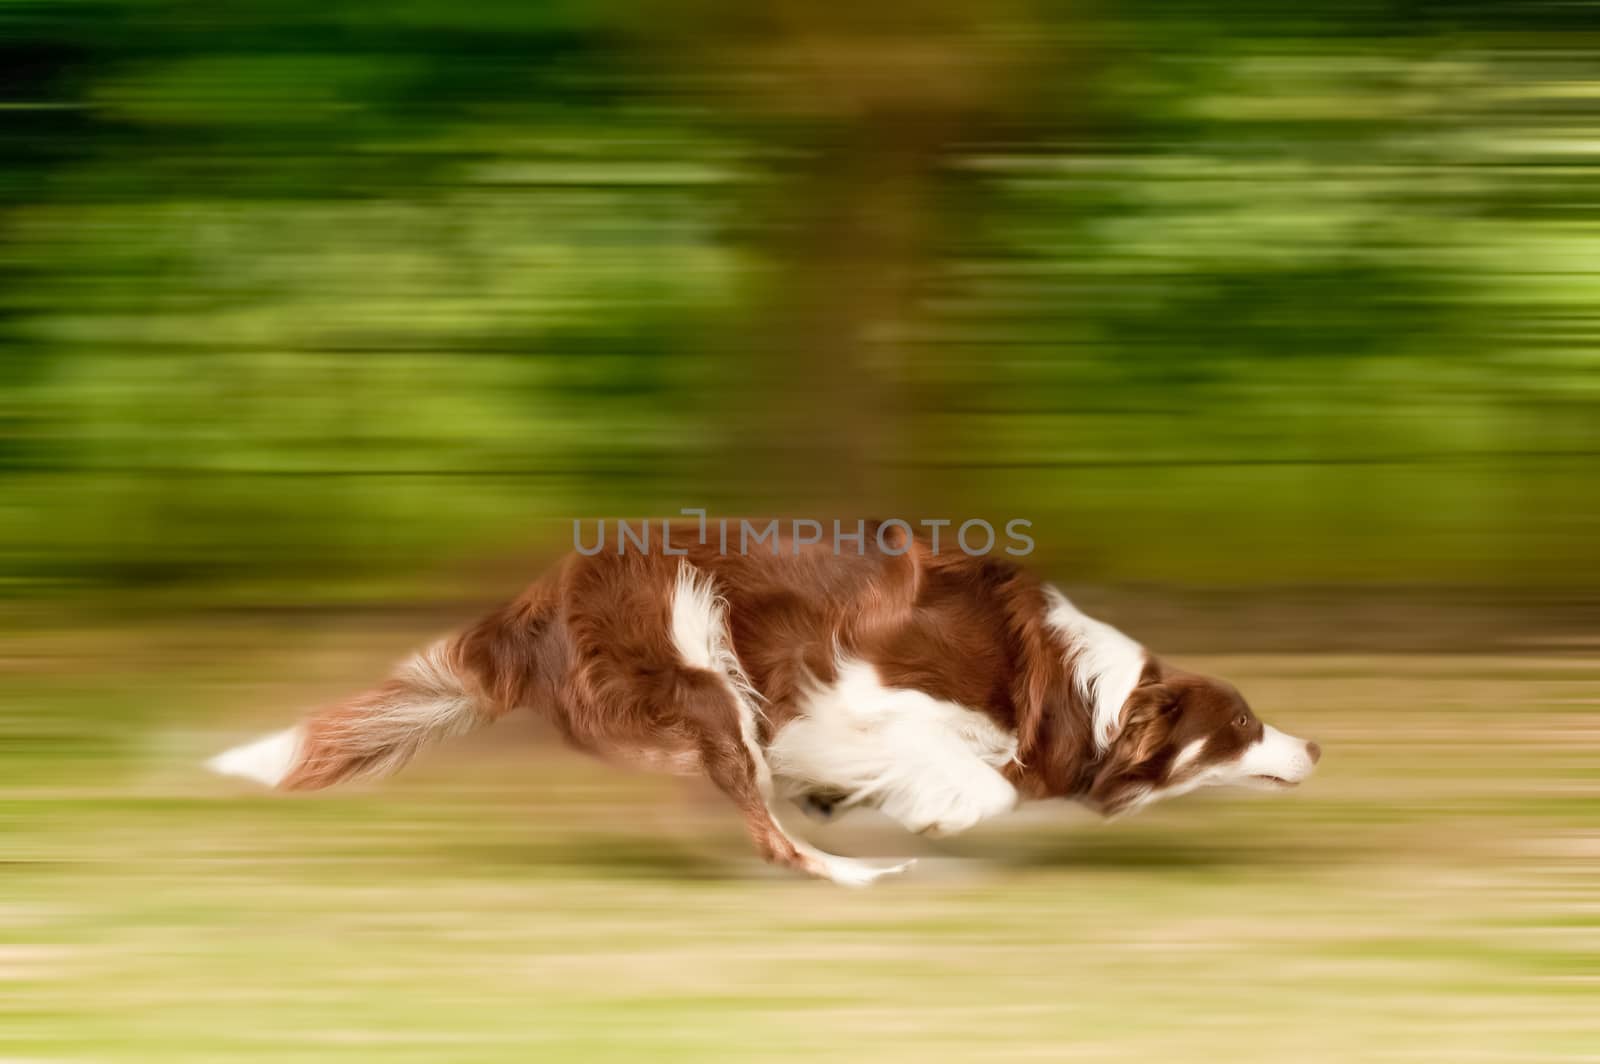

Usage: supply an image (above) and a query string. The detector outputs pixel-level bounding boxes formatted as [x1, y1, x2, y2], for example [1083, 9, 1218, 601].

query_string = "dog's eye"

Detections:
[1235, 713, 1252, 728]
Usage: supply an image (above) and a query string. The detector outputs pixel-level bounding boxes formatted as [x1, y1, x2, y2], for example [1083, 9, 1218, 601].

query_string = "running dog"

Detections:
[209, 524, 1320, 885]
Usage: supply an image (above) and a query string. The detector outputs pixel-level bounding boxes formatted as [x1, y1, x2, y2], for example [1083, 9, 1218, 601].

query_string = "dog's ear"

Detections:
[1087, 684, 1179, 814]
[1123, 682, 1176, 723]
[1115, 683, 1179, 766]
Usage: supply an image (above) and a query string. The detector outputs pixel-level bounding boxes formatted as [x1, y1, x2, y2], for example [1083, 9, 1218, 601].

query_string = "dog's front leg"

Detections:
[876, 735, 1020, 839]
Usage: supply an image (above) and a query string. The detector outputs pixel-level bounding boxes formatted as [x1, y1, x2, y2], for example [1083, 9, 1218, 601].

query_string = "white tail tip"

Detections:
[207, 726, 303, 788]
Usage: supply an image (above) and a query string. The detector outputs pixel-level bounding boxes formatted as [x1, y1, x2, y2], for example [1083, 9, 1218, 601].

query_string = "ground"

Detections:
[3, 617, 1597, 1062]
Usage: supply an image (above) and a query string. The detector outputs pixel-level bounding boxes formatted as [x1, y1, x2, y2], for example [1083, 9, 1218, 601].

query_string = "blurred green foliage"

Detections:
[2, 0, 1598, 605]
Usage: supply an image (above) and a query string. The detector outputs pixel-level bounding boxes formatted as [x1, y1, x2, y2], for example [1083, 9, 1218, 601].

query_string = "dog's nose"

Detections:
[1305, 741, 1322, 764]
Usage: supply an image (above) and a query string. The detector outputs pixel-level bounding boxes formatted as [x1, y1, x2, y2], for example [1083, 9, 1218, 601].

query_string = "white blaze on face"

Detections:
[1223, 724, 1319, 789]
[1169, 737, 1207, 774]
[1149, 723, 1319, 809]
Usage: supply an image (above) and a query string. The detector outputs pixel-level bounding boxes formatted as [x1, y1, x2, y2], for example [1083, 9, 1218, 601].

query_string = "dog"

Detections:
[208, 523, 1320, 885]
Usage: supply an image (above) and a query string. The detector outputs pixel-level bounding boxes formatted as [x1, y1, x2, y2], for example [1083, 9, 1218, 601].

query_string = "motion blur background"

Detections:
[3, 1, 1597, 1061]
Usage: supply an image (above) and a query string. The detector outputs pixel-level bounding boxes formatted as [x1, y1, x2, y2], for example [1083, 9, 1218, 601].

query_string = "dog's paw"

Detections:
[810, 854, 916, 888]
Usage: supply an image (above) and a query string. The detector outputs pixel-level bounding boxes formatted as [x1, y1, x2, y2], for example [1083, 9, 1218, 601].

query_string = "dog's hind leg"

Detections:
[663, 563, 912, 886]
[673, 686, 906, 885]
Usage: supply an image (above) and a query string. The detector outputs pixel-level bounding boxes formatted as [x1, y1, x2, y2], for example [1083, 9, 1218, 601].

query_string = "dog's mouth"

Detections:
[1250, 774, 1299, 788]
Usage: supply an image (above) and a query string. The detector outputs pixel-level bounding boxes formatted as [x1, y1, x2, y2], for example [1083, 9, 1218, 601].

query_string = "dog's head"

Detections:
[1085, 663, 1320, 816]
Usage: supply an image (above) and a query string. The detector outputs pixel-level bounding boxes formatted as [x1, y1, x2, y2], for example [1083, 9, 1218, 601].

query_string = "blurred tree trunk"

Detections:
[737, 110, 951, 513]
[663, 1, 1024, 515]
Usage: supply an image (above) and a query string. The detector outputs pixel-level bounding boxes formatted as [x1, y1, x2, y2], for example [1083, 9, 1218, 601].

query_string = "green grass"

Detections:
[3, 623, 1598, 1062]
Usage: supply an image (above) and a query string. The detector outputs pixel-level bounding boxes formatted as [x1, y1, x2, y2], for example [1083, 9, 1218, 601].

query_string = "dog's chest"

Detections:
[764, 659, 1018, 828]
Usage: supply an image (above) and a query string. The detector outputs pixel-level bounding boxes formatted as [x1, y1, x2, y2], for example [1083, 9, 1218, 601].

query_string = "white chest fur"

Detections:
[766, 659, 1020, 837]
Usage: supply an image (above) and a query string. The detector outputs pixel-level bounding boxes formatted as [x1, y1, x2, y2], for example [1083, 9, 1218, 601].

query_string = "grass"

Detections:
[2, 617, 1598, 1062]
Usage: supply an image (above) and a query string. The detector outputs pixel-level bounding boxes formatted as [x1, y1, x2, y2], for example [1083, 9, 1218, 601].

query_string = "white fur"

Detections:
[768, 659, 1019, 838]
[669, 564, 912, 886]
[1042, 586, 1147, 752]
[317, 641, 482, 782]
[1169, 737, 1206, 773]
[1151, 724, 1318, 806]
[671, 563, 768, 788]
[207, 726, 303, 787]
[670, 564, 763, 719]
[800, 847, 915, 888]
[384, 641, 482, 735]
[1234, 724, 1319, 786]
[207, 639, 480, 788]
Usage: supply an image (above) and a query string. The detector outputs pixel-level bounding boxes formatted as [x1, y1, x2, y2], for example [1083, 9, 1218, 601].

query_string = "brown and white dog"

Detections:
[209, 525, 1320, 885]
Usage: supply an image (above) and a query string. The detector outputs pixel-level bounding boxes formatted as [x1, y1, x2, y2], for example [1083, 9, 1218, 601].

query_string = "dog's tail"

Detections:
[207, 591, 561, 791]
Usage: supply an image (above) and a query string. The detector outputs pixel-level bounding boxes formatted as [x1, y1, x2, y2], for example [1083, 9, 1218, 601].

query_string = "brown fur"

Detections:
[271, 523, 1284, 879]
